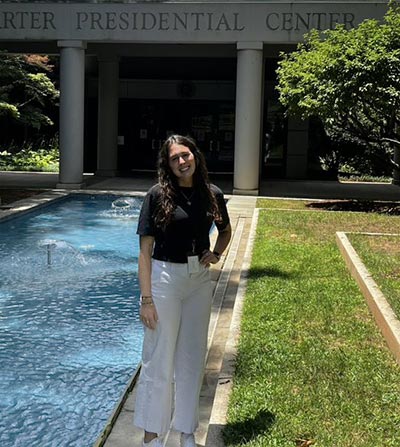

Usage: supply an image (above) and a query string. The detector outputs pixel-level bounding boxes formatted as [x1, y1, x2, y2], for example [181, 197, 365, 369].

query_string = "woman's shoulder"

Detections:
[146, 183, 162, 197]
[209, 183, 224, 197]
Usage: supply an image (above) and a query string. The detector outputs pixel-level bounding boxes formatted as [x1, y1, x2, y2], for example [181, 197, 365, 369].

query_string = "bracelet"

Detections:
[212, 251, 221, 261]
[140, 295, 154, 306]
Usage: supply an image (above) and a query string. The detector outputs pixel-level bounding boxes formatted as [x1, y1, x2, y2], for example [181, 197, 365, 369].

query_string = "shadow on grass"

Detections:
[248, 266, 296, 279]
[223, 409, 276, 445]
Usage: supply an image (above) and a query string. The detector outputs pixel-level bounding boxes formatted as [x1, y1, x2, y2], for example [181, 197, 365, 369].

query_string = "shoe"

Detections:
[180, 432, 196, 447]
[142, 436, 164, 447]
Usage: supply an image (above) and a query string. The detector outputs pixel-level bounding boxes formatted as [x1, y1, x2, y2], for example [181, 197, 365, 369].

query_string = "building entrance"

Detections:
[118, 98, 235, 173]
[261, 98, 288, 179]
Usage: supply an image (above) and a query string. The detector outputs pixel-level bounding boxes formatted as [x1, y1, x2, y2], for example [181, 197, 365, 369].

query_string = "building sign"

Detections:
[0, 2, 387, 43]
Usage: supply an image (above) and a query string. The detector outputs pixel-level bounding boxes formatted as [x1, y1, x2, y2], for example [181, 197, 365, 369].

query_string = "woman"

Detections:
[133, 135, 231, 447]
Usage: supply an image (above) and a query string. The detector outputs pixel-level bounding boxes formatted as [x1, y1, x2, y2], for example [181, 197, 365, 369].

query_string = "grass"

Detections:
[223, 201, 400, 447]
[348, 233, 400, 321]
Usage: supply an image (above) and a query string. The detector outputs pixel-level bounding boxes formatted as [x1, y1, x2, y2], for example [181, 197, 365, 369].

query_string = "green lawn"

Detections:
[223, 202, 400, 447]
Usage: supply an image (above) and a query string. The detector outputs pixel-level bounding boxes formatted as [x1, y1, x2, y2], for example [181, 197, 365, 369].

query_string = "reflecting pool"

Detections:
[0, 194, 143, 447]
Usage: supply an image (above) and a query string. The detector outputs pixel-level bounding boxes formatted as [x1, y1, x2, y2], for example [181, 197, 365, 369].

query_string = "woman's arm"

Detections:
[138, 235, 158, 329]
[212, 223, 232, 259]
[200, 223, 232, 266]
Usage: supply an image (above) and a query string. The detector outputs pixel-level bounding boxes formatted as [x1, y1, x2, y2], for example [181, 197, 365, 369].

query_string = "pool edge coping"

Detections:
[0, 188, 149, 223]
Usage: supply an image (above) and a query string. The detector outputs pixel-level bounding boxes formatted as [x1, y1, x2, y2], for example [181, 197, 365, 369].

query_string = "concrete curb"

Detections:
[205, 208, 260, 447]
[336, 231, 400, 365]
[0, 189, 69, 222]
[93, 365, 141, 447]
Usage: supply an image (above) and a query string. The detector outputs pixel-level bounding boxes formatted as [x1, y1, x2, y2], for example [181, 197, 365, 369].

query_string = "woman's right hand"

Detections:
[140, 302, 158, 330]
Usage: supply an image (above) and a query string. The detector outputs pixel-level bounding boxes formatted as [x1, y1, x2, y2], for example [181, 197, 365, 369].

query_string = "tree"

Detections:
[276, 1, 400, 183]
[0, 52, 59, 133]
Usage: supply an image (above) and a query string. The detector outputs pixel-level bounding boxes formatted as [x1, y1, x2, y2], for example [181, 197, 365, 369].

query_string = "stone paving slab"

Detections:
[205, 209, 259, 447]
[259, 179, 400, 201]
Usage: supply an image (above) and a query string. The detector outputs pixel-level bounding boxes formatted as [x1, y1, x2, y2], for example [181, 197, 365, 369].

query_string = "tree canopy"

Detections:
[0, 52, 59, 131]
[276, 1, 400, 177]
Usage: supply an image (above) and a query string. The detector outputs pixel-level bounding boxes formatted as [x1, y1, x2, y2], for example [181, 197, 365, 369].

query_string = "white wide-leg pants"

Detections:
[133, 259, 213, 436]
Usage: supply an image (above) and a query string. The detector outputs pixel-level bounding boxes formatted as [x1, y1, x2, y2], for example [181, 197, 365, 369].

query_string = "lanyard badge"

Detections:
[187, 255, 200, 274]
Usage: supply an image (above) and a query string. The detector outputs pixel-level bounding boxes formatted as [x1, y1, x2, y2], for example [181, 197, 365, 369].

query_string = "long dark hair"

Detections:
[155, 134, 221, 228]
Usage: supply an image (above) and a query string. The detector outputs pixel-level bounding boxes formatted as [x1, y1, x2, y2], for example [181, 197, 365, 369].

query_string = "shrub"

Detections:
[0, 138, 59, 172]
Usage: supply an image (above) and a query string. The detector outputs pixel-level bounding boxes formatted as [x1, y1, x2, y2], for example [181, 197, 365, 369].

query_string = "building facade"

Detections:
[0, 1, 387, 193]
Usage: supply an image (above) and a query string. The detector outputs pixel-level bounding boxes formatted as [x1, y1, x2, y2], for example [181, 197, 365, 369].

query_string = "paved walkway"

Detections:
[1, 170, 400, 201]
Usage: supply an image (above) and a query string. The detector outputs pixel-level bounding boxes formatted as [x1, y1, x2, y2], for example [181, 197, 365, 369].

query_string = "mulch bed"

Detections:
[306, 200, 400, 215]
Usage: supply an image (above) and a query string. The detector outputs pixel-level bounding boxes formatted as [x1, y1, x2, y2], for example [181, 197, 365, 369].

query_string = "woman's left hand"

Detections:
[200, 250, 219, 266]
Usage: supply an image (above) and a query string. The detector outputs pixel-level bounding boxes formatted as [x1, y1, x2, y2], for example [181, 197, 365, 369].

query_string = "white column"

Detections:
[96, 55, 119, 176]
[57, 40, 86, 188]
[233, 42, 264, 195]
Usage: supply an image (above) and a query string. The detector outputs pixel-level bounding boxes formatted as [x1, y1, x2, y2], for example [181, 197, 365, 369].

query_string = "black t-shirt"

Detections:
[137, 183, 230, 263]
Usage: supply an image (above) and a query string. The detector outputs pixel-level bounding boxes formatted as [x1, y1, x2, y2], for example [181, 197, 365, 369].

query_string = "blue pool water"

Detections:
[0, 194, 144, 447]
